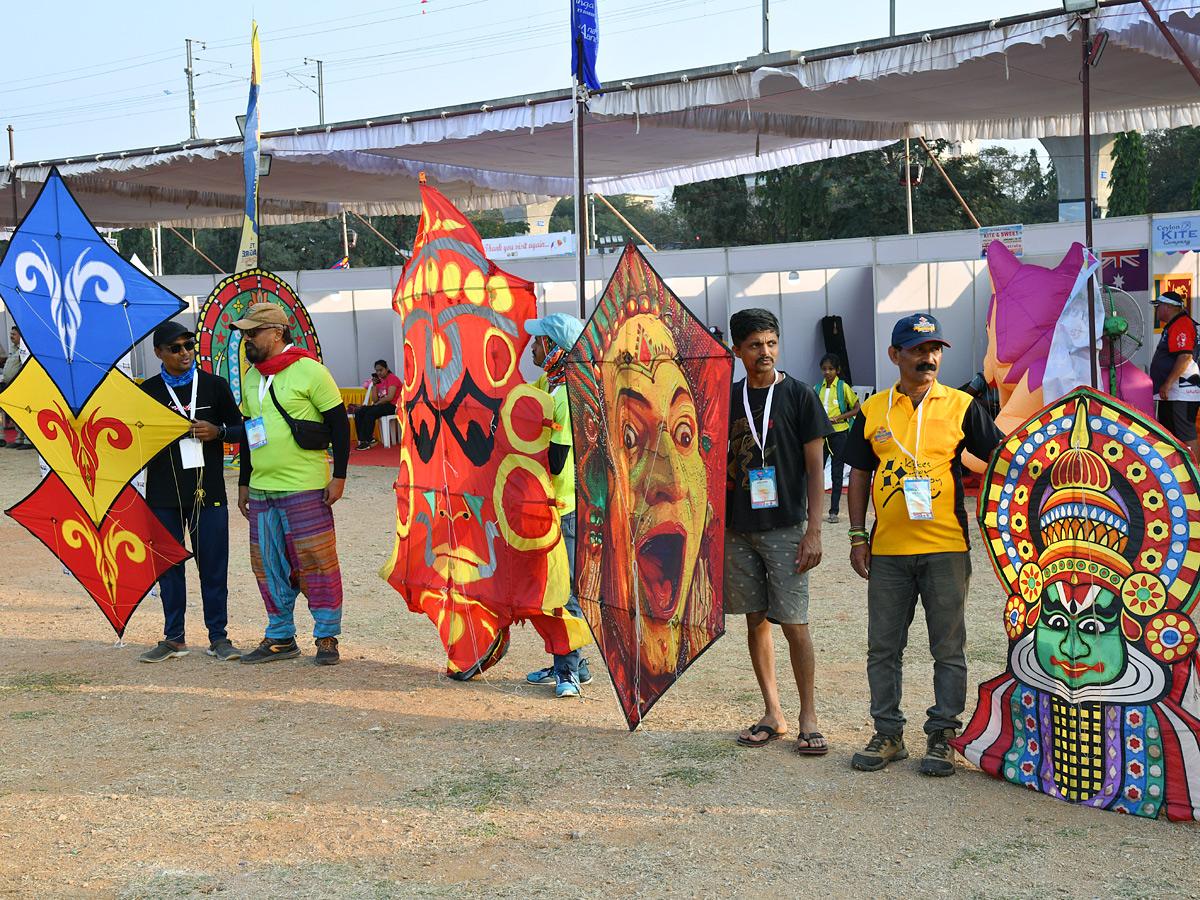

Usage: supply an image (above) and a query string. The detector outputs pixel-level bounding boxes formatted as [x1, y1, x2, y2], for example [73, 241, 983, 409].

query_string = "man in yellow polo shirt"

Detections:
[843, 313, 1002, 777]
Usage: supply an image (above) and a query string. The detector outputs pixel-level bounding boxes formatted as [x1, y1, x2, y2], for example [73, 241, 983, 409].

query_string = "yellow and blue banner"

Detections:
[237, 22, 261, 272]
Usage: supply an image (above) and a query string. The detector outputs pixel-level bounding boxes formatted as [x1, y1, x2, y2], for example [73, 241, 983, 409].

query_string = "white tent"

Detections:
[3, 0, 1199, 228]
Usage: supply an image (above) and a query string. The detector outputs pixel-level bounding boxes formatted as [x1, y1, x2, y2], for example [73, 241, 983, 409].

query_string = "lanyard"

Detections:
[257, 373, 275, 410]
[743, 373, 780, 464]
[887, 386, 924, 470]
[163, 372, 200, 420]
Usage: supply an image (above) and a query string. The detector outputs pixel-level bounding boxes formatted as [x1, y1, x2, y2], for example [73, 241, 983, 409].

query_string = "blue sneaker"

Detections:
[528, 658, 594, 686]
[554, 671, 581, 698]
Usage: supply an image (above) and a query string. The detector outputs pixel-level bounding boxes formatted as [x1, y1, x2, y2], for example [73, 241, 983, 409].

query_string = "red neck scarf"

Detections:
[253, 345, 319, 376]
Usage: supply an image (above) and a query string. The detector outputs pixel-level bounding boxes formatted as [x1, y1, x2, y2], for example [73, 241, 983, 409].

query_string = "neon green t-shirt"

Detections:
[240, 357, 342, 492]
[549, 384, 575, 515]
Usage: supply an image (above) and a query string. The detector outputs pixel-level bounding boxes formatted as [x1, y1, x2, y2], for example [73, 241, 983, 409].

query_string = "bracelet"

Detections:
[850, 538, 869, 547]
[848, 526, 869, 537]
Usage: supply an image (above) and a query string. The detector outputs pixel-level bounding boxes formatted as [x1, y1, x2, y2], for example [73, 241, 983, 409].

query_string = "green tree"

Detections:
[1145, 126, 1200, 213]
[1108, 131, 1150, 217]
[672, 177, 757, 248]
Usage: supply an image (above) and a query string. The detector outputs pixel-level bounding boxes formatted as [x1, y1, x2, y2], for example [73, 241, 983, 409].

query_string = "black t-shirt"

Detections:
[141, 370, 243, 509]
[726, 373, 834, 532]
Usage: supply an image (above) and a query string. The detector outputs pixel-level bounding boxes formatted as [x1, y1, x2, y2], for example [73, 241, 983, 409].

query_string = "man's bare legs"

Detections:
[738, 612, 822, 748]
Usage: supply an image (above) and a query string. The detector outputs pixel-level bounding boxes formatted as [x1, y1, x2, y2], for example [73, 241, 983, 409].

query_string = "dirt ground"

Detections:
[0, 452, 1198, 900]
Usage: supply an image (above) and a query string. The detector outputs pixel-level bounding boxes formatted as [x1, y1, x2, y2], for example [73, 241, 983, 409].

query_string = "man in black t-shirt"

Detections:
[137, 321, 246, 664]
[726, 308, 834, 754]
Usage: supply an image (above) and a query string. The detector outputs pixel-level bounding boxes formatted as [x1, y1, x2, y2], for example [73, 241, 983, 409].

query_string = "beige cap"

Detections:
[231, 302, 289, 330]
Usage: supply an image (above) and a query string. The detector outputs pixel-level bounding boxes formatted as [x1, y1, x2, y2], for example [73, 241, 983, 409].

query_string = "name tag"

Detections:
[749, 467, 779, 509]
[903, 477, 934, 520]
[179, 436, 204, 469]
[246, 417, 268, 450]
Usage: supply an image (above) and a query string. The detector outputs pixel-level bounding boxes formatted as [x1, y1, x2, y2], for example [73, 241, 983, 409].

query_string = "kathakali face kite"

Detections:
[197, 268, 321, 404]
[956, 387, 1200, 820]
[567, 243, 731, 728]
[381, 183, 582, 679]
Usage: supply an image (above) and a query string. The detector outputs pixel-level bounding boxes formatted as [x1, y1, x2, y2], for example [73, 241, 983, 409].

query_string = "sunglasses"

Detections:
[245, 325, 282, 338]
[162, 339, 196, 354]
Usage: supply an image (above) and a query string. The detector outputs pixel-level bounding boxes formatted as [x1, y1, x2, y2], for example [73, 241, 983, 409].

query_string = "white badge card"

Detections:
[246, 417, 269, 450]
[903, 477, 934, 520]
[178, 436, 204, 469]
[749, 466, 779, 509]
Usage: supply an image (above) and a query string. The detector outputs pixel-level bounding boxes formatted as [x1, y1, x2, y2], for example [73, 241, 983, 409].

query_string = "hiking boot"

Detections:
[139, 640, 188, 663]
[851, 731, 908, 771]
[920, 728, 957, 777]
[241, 636, 301, 664]
[527, 657, 593, 687]
[554, 671, 581, 698]
[315, 636, 340, 666]
[205, 639, 242, 661]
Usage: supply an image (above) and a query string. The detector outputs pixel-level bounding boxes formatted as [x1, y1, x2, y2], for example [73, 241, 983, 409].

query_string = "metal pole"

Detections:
[7, 126, 17, 231]
[573, 73, 587, 319]
[1081, 14, 1098, 389]
[890, 0, 896, 37]
[904, 136, 914, 235]
[916, 136, 982, 228]
[341, 210, 349, 264]
[185, 39, 203, 140]
[166, 226, 224, 273]
[763, 0, 770, 54]
[305, 58, 325, 125]
[594, 192, 658, 251]
[348, 210, 408, 258]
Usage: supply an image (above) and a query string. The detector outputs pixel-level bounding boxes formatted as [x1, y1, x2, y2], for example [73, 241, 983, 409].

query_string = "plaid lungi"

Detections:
[248, 488, 342, 639]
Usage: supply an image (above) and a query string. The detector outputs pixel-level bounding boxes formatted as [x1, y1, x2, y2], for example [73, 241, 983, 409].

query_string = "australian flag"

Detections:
[1101, 249, 1148, 293]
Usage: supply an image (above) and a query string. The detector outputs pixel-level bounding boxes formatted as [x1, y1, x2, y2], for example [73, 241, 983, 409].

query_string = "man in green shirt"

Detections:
[233, 303, 352, 666]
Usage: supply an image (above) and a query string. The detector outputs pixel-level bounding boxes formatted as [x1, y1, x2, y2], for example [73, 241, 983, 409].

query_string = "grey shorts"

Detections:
[723, 523, 810, 625]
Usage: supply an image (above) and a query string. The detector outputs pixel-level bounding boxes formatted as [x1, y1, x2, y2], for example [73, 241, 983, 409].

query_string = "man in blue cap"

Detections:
[523, 313, 594, 697]
[841, 313, 1002, 776]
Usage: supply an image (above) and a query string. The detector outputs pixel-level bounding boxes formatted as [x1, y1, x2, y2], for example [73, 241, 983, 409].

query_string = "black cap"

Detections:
[891, 313, 951, 350]
[1153, 291, 1186, 308]
[153, 320, 194, 347]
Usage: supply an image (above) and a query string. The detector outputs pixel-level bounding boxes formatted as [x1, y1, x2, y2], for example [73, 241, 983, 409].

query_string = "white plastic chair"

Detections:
[379, 415, 401, 449]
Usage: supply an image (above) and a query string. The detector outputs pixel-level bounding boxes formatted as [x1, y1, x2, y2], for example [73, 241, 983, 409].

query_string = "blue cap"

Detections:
[891, 313, 950, 350]
[525, 313, 584, 352]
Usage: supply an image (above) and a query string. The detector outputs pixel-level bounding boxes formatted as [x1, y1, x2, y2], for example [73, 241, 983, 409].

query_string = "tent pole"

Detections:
[1139, 0, 1200, 90]
[1081, 13, 1099, 390]
[166, 226, 224, 273]
[573, 74, 586, 319]
[7, 126, 16, 233]
[904, 135, 914, 235]
[916, 136, 980, 228]
[341, 210, 350, 265]
[594, 192, 657, 251]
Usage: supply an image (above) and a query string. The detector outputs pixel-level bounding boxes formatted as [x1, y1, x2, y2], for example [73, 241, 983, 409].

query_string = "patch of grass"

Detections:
[2, 672, 90, 693]
[412, 767, 530, 812]
[952, 833, 1046, 870]
[8, 710, 53, 720]
[654, 736, 740, 763]
[654, 766, 717, 787]
[457, 821, 505, 838]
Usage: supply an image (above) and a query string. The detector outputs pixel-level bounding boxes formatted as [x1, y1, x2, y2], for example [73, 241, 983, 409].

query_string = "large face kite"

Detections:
[568, 243, 732, 728]
[956, 388, 1200, 820]
[381, 183, 577, 678]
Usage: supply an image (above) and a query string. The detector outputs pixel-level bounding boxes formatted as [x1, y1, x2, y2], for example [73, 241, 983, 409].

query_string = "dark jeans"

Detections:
[354, 402, 396, 443]
[823, 430, 849, 514]
[865, 551, 971, 736]
[152, 505, 230, 645]
[552, 511, 583, 678]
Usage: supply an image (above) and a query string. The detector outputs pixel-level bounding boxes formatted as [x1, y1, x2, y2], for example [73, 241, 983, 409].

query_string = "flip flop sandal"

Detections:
[794, 731, 830, 755]
[736, 724, 784, 748]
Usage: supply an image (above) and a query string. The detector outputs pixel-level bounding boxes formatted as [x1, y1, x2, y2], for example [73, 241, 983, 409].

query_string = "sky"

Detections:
[2, 0, 1054, 164]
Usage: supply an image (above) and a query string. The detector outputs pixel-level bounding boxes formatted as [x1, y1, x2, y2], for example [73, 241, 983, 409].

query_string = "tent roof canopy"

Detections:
[4, 0, 1197, 228]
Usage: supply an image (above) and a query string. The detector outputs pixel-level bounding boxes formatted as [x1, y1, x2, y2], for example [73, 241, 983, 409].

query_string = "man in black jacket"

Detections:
[138, 320, 245, 663]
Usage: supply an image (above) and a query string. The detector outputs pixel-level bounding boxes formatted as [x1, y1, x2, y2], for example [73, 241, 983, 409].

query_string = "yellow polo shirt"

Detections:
[843, 381, 1001, 556]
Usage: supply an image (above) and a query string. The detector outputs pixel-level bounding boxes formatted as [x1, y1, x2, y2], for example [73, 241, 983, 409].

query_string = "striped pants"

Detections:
[248, 488, 342, 640]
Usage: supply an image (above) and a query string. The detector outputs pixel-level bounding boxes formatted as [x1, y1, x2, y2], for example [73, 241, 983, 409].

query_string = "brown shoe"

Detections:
[919, 728, 957, 777]
[851, 731, 908, 771]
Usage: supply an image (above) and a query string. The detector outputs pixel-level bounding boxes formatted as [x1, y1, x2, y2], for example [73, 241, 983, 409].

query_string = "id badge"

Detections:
[903, 477, 934, 520]
[749, 466, 779, 509]
[246, 417, 268, 450]
[179, 436, 204, 469]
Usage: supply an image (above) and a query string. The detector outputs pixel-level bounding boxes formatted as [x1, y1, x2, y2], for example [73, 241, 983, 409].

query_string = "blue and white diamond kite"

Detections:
[0, 169, 185, 413]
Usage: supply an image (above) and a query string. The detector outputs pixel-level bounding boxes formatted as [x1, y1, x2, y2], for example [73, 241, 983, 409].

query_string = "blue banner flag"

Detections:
[570, 0, 600, 91]
[237, 22, 262, 272]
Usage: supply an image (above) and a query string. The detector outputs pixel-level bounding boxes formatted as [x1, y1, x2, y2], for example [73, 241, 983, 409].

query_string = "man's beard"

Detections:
[244, 340, 263, 363]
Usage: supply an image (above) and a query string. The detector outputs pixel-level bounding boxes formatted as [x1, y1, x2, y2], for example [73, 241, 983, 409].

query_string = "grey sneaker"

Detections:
[241, 636, 301, 664]
[920, 728, 957, 777]
[527, 657, 594, 686]
[140, 641, 188, 663]
[206, 639, 242, 661]
[851, 731, 908, 771]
